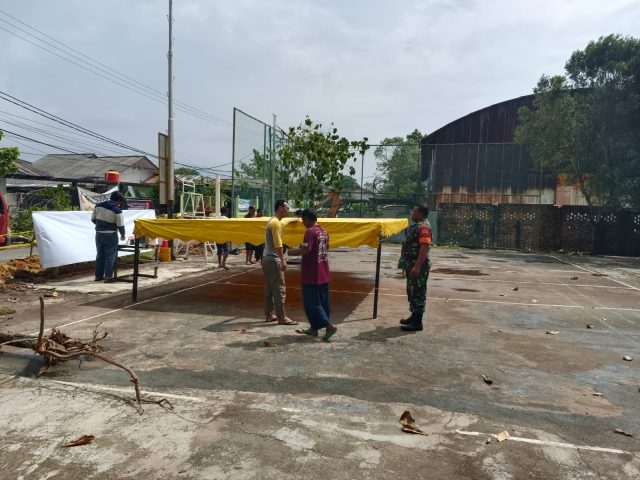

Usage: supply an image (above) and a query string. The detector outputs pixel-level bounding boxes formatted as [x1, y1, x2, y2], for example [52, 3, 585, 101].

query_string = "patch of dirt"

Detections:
[0, 256, 42, 286]
[0, 257, 95, 288]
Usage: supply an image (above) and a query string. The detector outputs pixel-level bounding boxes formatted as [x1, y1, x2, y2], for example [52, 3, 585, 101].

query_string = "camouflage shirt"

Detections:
[402, 220, 433, 266]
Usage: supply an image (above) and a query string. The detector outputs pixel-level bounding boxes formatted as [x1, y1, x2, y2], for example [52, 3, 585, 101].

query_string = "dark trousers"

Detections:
[254, 244, 265, 261]
[302, 283, 330, 330]
[95, 232, 119, 279]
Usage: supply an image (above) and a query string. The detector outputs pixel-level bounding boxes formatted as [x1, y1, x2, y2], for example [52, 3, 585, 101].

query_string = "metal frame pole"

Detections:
[132, 237, 141, 302]
[230, 107, 237, 217]
[373, 236, 382, 318]
[360, 151, 364, 217]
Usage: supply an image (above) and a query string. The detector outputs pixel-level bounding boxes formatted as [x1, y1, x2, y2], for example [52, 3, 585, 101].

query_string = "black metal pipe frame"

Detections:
[132, 237, 140, 302]
[373, 235, 383, 319]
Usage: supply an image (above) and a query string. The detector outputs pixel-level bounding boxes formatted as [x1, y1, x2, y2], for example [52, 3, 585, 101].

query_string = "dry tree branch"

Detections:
[3, 294, 173, 413]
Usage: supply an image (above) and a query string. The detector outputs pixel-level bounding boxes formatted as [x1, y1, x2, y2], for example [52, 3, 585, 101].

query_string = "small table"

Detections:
[113, 244, 159, 283]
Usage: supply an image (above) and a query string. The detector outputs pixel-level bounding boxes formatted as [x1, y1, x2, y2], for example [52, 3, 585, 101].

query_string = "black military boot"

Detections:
[401, 314, 423, 331]
[400, 313, 415, 325]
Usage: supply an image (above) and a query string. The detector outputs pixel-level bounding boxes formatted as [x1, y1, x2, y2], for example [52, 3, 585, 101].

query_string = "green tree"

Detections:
[374, 129, 424, 198]
[175, 167, 201, 176]
[279, 117, 369, 205]
[339, 175, 360, 190]
[515, 34, 640, 250]
[0, 130, 19, 177]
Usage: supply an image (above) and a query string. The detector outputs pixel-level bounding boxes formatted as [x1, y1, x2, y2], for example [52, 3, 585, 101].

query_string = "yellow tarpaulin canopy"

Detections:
[134, 217, 408, 249]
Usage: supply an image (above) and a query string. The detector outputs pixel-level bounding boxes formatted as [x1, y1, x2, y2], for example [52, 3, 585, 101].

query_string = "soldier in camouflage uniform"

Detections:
[399, 204, 432, 332]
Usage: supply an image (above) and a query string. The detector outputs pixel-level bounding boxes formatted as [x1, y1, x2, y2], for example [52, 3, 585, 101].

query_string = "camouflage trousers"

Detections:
[404, 265, 430, 316]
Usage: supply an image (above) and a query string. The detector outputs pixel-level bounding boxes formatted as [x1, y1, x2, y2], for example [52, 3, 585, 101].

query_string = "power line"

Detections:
[2, 129, 82, 154]
[0, 91, 158, 158]
[0, 10, 234, 129]
[0, 109, 137, 154]
[0, 119, 131, 157]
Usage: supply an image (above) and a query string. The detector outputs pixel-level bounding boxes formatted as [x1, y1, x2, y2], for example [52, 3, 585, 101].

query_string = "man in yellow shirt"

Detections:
[262, 199, 297, 325]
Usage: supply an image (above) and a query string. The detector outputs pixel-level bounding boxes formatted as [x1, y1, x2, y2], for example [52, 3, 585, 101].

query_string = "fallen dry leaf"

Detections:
[399, 410, 428, 436]
[485, 437, 492, 444]
[511, 287, 519, 292]
[444, 298, 449, 303]
[263, 341, 279, 347]
[570, 276, 579, 280]
[532, 299, 539, 303]
[234, 328, 247, 334]
[623, 356, 633, 361]
[482, 374, 494, 385]
[496, 431, 510, 442]
[586, 324, 594, 329]
[63, 435, 95, 447]
[614, 428, 634, 438]
[546, 330, 559, 335]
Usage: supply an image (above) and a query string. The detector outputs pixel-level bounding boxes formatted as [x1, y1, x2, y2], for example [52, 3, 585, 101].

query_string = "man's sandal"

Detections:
[321, 326, 337, 342]
[295, 328, 318, 337]
[278, 319, 298, 325]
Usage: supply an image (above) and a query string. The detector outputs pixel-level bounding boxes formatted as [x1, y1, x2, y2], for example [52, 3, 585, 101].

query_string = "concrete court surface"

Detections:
[0, 246, 639, 479]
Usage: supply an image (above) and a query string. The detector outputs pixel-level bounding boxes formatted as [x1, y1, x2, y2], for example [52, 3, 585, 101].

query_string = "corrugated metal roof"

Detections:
[32, 154, 158, 182]
[14, 158, 53, 178]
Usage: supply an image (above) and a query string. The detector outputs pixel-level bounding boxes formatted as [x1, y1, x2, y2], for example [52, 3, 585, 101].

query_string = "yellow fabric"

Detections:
[134, 217, 408, 249]
[267, 218, 283, 249]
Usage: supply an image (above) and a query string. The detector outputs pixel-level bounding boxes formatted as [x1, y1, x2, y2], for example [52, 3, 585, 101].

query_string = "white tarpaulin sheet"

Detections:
[77, 186, 119, 211]
[33, 210, 156, 269]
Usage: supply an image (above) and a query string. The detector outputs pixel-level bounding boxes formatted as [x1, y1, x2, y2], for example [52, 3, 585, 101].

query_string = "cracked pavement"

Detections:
[1, 246, 639, 479]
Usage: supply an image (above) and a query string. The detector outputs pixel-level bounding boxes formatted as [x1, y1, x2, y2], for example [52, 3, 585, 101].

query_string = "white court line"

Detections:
[430, 277, 635, 290]
[9, 375, 206, 403]
[49, 379, 207, 403]
[10, 375, 632, 454]
[26, 269, 251, 336]
[433, 297, 584, 309]
[455, 430, 629, 455]
[201, 281, 640, 312]
[548, 255, 640, 291]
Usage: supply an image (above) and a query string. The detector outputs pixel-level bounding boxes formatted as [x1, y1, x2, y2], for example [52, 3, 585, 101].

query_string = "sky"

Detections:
[0, 0, 638, 184]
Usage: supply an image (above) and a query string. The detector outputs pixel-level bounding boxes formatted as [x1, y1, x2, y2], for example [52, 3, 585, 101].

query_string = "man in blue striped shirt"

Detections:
[91, 191, 126, 283]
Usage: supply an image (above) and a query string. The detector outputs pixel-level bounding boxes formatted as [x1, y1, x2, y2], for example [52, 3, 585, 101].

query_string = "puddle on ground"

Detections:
[430, 268, 488, 276]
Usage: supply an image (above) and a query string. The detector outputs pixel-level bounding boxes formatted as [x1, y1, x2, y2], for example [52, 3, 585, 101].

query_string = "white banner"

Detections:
[33, 210, 156, 269]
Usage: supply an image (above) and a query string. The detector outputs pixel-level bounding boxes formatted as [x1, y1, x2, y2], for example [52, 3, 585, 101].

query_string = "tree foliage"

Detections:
[374, 129, 424, 198]
[175, 167, 200, 176]
[515, 34, 640, 212]
[0, 130, 19, 177]
[280, 117, 369, 205]
[11, 185, 74, 235]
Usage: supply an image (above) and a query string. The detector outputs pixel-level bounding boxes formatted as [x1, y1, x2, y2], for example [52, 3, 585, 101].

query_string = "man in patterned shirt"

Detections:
[399, 204, 433, 332]
[288, 209, 337, 341]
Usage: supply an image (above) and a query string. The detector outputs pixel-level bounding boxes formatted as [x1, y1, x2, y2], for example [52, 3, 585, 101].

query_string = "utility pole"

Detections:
[167, 0, 175, 218]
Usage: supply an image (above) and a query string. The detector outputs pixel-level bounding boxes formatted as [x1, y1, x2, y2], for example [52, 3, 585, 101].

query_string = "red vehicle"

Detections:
[0, 192, 8, 246]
